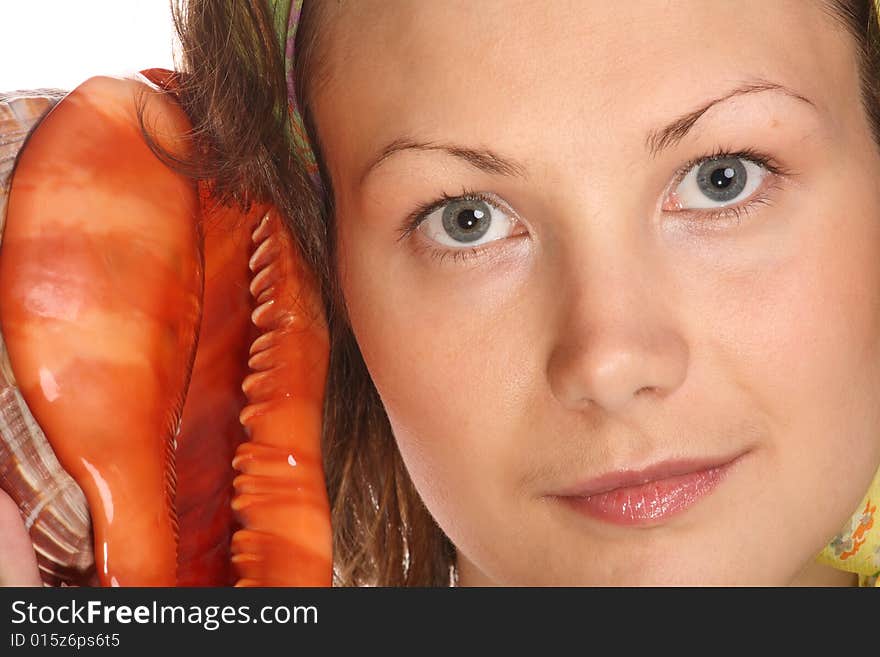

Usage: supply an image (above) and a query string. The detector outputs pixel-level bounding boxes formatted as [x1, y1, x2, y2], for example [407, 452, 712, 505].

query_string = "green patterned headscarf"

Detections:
[270, 0, 880, 587]
[269, 0, 321, 191]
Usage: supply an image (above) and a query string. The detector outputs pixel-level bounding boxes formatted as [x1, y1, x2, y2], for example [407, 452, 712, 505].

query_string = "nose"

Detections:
[546, 244, 689, 415]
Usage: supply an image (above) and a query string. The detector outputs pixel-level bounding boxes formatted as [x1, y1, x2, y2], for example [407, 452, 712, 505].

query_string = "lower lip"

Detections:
[558, 463, 733, 526]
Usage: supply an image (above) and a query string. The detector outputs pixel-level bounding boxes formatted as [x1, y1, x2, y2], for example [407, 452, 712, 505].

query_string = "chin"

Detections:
[491, 537, 778, 586]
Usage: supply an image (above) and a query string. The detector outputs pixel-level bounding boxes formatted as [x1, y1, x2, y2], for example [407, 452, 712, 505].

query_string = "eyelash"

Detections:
[396, 147, 793, 265]
[395, 188, 505, 265]
[667, 146, 790, 226]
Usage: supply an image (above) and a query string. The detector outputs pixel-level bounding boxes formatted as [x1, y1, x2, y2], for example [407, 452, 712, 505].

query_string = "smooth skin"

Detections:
[313, 0, 880, 585]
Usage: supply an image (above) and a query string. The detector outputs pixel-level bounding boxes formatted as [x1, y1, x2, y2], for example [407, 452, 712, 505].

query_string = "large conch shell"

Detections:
[0, 71, 332, 586]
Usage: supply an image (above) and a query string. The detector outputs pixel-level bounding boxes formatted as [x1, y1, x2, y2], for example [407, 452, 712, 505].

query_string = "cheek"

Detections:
[336, 216, 536, 536]
[712, 171, 880, 544]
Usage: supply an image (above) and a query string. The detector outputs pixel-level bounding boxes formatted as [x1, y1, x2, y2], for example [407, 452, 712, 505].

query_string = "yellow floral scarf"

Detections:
[817, 466, 880, 587]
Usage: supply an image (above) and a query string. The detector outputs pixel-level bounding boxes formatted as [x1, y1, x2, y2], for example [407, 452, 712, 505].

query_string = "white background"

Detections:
[0, 0, 177, 91]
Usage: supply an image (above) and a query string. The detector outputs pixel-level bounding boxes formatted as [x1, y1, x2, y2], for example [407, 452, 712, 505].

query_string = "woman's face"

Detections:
[313, 0, 880, 584]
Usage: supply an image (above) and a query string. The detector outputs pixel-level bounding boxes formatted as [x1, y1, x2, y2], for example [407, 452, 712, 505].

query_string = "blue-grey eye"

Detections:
[419, 195, 517, 248]
[441, 198, 492, 243]
[696, 157, 746, 202]
[674, 156, 766, 209]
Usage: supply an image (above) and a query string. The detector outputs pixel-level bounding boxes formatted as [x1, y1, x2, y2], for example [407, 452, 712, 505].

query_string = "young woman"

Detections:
[2, 0, 880, 586]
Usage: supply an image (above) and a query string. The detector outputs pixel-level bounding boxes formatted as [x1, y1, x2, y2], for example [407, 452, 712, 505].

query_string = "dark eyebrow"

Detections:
[359, 138, 527, 186]
[359, 79, 815, 184]
[645, 80, 815, 157]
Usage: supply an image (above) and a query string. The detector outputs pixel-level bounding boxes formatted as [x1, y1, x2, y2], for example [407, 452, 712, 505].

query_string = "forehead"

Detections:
[312, 0, 858, 188]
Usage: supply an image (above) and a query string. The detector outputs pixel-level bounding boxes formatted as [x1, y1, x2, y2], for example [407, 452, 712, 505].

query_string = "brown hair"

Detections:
[165, 0, 880, 586]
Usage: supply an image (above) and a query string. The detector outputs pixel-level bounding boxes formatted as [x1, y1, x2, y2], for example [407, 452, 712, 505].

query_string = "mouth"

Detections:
[549, 452, 747, 527]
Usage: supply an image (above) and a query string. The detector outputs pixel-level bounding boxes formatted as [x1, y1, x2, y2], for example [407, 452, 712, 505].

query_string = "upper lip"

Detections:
[550, 452, 746, 499]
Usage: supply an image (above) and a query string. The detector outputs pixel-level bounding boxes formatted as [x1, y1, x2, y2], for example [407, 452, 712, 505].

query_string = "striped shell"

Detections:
[0, 91, 95, 586]
[0, 75, 332, 587]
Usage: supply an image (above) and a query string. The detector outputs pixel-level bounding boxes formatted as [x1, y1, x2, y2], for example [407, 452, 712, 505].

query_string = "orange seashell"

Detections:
[0, 71, 332, 586]
[231, 210, 332, 587]
[0, 91, 95, 587]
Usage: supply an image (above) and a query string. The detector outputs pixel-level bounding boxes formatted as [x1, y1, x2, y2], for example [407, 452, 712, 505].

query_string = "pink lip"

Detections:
[552, 454, 744, 526]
